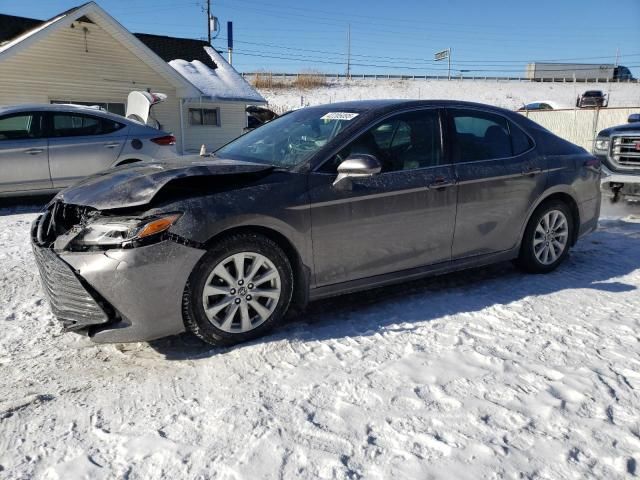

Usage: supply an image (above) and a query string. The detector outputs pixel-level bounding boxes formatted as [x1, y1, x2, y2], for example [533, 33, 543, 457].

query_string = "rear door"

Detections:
[448, 108, 545, 258]
[0, 112, 51, 193]
[46, 112, 128, 188]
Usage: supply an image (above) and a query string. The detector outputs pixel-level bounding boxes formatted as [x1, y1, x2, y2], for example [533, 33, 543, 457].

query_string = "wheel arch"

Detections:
[202, 225, 310, 312]
[520, 188, 581, 248]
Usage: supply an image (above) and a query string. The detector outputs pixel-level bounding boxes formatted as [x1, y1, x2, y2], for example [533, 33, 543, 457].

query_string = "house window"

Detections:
[189, 108, 220, 126]
[51, 101, 126, 116]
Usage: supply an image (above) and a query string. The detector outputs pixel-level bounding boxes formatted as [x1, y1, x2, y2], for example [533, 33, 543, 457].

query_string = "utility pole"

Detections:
[346, 24, 351, 79]
[448, 47, 452, 81]
[207, 0, 211, 44]
[614, 47, 619, 67]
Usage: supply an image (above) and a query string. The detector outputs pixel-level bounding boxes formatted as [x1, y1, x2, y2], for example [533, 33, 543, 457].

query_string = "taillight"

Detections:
[151, 135, 176, 146]
[584, 157, 601, 172]
[584, 158, 600, 167]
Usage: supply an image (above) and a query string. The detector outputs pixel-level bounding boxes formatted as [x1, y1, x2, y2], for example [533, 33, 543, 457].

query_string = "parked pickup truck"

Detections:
[593, 113, 640, 202]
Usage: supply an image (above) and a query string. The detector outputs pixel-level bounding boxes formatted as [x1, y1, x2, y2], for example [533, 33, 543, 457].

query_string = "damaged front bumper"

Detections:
[31, 217, 205, 343]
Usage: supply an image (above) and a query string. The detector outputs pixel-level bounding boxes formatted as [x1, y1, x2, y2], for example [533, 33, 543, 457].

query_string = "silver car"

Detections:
[0, 103, 177, 197]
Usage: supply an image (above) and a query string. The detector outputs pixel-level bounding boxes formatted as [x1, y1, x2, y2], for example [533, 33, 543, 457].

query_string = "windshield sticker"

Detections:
[320, 112, 359, 121]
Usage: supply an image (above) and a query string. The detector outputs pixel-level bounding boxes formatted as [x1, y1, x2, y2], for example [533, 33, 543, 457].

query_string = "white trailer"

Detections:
[525, 63, 616, 81]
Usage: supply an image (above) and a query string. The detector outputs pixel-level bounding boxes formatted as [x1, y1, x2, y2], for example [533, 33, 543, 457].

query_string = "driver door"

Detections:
[308, 108, 457, 286]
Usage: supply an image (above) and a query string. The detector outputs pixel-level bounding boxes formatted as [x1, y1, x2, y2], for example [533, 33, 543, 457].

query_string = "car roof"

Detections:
[0, 103, 131, 122]
[304, 99, 518, 116]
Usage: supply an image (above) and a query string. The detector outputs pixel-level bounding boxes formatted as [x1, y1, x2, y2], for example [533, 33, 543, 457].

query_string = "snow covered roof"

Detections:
[169, 47, 266, 104]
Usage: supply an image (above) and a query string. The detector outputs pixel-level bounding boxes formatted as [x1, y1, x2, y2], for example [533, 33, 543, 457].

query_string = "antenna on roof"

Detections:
[206, 0, 220, 44]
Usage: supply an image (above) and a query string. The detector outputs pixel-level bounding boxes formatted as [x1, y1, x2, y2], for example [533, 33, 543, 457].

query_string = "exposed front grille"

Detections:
[611, 135, 640, 170]
[33, 200, 96, 247]
[32, 245, 110, 331]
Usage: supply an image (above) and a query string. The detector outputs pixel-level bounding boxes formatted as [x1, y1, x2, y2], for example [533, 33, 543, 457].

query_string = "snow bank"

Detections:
[259, 78, 640, 112]
[170, 47, 265, 103]
[1, 202, 640, 478]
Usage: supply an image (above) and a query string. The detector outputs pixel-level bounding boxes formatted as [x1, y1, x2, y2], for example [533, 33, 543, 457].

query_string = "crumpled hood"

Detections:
[57, 157, 273, 210]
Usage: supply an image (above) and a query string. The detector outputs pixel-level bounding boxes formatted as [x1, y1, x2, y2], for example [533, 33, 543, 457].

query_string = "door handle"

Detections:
[521, 166, 542, 176]
[24, 148, 44, 155]
[104, 142, 120, 149]
[428, 176, 456, 189]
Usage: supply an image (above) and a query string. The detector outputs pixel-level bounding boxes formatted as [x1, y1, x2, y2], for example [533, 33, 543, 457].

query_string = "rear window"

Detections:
[450, 109, 512, 161]
[509, 121, 534, 155]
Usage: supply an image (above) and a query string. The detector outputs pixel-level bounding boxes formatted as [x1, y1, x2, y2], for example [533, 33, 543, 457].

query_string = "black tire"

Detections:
[515, 200, 574, 274]
[183, 233, 294, 347]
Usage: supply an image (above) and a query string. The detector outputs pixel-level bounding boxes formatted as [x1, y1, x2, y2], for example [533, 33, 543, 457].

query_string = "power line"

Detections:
[213, 37, 640, 65]
[232, 49, 640, 73]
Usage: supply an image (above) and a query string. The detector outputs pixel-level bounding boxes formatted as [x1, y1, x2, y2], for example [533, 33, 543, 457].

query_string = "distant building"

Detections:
[0, 1, 266, 153]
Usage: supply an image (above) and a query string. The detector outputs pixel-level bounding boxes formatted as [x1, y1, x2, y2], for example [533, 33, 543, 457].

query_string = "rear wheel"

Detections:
[516, 200, 574, 273]
[183, 233, 293, 346]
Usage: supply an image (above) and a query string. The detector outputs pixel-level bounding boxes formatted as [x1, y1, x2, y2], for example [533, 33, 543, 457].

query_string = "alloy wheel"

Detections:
[533, 209, 569, 265]
[201, 252, 282, 333]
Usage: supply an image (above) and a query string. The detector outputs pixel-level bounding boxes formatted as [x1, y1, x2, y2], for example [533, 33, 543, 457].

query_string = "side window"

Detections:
[0, 113, 42, 140]
[319, 109, 443, 173]
[50, 101, 126, 116]
[509, 121, 534, 155]
[189, 108, 220, 126]
[52, 114, 123, 137]
[450, 109, 512, 161]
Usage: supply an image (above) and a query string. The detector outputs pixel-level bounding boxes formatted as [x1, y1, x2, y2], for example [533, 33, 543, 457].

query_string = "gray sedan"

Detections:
[0, 103, 177, 196]
[31, 100, 601, 347]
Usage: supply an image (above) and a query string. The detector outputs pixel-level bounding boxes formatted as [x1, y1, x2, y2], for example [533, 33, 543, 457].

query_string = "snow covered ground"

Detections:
[259, 78, 640, 112]
[1, 199, 640, 479]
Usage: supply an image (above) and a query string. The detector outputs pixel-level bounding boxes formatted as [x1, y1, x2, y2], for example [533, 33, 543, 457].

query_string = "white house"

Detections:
[0, 2, 266, 154]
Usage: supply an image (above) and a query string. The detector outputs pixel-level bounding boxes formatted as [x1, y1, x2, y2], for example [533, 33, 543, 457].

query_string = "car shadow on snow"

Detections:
[149, 219, 640, 360]
[0, 196, 53, 216]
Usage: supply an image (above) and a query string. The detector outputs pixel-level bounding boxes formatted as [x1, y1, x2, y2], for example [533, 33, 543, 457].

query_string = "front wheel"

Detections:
[515, 201, 574, 273]
[183, 233, 293, 346]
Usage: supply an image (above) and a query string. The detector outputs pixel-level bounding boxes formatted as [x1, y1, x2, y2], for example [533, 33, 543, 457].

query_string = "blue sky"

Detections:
[3, 0, 640, 77]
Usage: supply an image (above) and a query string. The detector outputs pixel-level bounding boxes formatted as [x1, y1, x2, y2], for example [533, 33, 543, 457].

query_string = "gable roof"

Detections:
[0, 12, 217, 70]
[0, 2, 200, 98]
[0, 4, 263, 102]
[134, 33, 218, 71]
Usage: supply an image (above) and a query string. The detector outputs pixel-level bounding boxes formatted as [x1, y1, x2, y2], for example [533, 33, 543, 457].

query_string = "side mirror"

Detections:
[333, 154, 382, 188]
[628, 113, 640, 123]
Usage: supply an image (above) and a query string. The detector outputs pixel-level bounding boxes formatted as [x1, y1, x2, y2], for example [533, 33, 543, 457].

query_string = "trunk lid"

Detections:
[125, 91, 167, 129]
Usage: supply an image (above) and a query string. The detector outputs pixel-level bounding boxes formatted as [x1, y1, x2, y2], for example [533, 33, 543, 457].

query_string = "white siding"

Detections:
[521, 107, 638, 150]
[182, 101, 247, 153]
[0, 19, 183, 149]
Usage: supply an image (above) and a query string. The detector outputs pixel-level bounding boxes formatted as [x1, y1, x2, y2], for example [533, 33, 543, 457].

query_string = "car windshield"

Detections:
[215, 107, 362, 168]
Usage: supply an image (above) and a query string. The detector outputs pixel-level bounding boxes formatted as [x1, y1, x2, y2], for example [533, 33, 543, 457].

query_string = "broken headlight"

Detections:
[69, 213, 181, 250]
